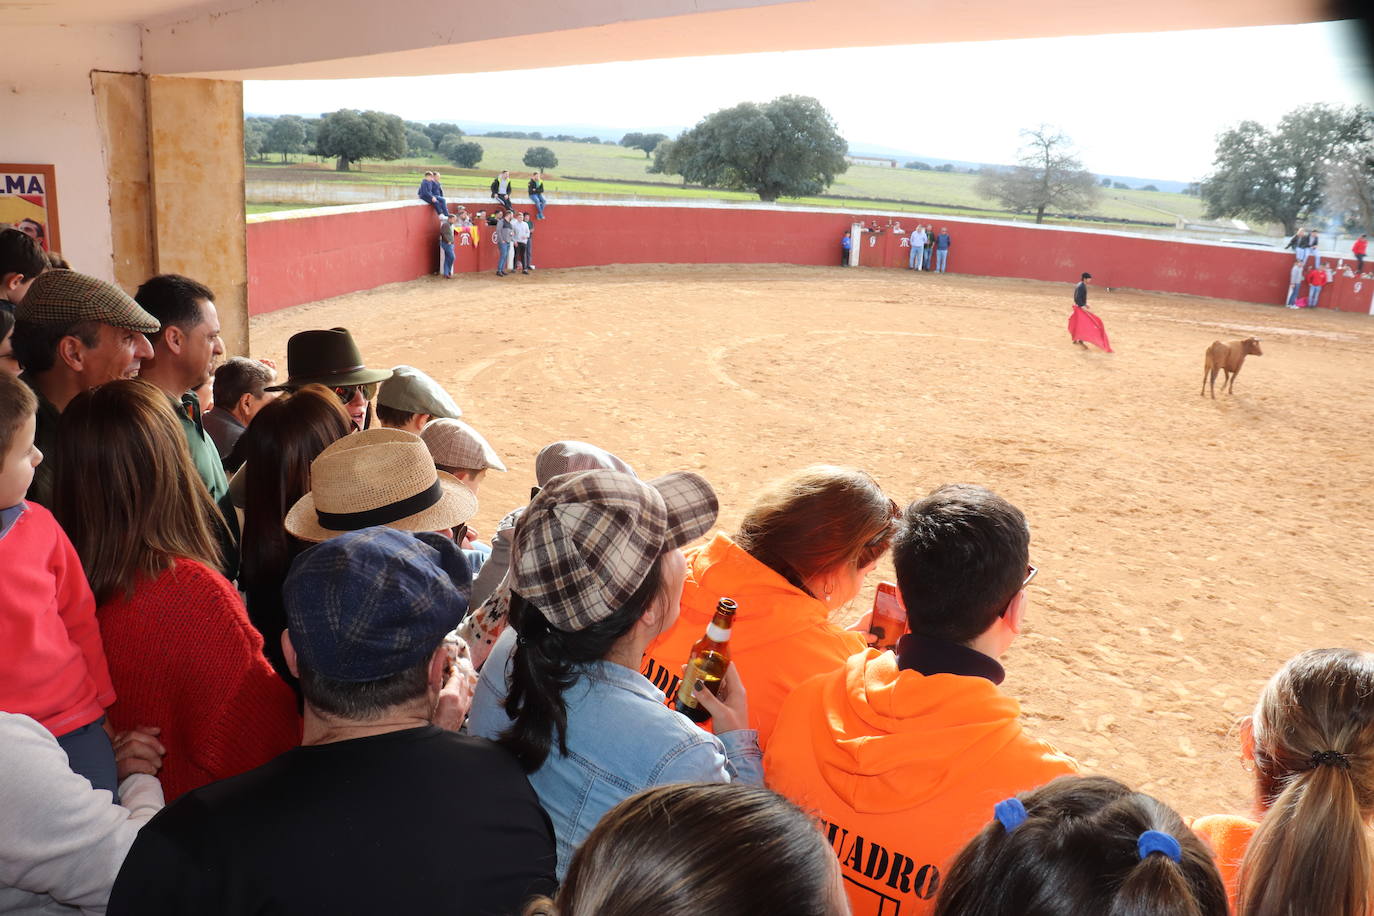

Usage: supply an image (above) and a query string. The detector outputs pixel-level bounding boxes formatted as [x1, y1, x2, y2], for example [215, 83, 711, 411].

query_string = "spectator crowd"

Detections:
[2, 220, 1372, 916]
[420, 169, 544, 279]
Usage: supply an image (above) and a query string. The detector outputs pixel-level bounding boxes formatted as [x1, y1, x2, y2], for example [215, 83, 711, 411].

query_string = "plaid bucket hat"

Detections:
[510, 469, 718, 631]
[285, 428, 478, 542]
[16, 270, 160, 334]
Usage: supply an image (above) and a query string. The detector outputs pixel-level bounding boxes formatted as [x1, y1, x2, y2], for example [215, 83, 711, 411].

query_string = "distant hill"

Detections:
[244, 113, 1190, 193]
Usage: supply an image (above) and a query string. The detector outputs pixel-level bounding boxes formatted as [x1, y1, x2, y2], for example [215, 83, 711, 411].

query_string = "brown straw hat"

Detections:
[285, 428, 478, 542]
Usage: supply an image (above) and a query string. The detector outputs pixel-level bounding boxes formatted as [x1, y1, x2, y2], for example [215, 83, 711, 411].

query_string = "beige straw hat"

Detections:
[285, 428, 478, 542]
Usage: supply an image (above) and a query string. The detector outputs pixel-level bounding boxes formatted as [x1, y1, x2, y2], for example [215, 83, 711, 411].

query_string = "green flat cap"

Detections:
[376, 365, 462, 419]
[16, 270, 160, 334]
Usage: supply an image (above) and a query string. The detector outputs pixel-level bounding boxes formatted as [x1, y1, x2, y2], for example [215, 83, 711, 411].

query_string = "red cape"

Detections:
[1068, 307, 1113, 352]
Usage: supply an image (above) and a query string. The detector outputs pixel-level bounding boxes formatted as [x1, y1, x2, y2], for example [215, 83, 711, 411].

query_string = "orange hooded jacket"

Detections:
[764, 649, 1078, 916]
[1191, 813, 1257, 912]
[641, 533, 867, 749]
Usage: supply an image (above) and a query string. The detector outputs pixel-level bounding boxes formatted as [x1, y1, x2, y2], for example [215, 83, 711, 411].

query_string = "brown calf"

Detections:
[1202, 337, 1263, 398]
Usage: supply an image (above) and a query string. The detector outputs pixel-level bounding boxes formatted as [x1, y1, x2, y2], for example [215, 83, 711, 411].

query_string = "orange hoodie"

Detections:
[1191, 813, 1257, 913]
[765, 649, 1078, 916]
[641, 533, 867, 749]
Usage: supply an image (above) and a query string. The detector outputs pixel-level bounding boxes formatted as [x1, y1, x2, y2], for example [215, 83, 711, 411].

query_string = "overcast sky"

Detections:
[245, 21, 1373, 182]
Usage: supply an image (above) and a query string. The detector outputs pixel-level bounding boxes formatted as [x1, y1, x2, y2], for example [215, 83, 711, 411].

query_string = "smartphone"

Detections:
[868, 581, 907, 650]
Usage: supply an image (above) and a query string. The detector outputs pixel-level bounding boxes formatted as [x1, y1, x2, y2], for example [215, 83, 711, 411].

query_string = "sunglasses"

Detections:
[332, 383, 378, 403]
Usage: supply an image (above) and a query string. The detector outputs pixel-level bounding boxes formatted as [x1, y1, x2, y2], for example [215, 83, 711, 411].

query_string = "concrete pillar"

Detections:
[93, 74, 250, 355]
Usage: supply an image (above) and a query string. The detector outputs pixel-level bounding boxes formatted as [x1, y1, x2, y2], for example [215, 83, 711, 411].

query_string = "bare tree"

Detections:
[977, 125, 1100, 223]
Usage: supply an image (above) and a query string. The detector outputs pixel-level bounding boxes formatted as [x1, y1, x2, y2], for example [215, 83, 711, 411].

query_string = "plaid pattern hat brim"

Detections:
[283, 526, 471, 682]
[510, 469, 718, 631]
[16, 270, 160, 334]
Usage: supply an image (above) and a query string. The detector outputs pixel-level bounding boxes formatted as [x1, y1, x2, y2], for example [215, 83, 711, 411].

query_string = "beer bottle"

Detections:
[674, 598, 737, 723]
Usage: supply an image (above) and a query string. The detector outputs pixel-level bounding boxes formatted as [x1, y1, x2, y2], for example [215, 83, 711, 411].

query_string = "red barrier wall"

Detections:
[247, 201, 1374, 316]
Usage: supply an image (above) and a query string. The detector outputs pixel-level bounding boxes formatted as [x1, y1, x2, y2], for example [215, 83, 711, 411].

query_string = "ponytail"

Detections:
[499, 556, 667, 773]
[1238, 649, 1374, 916]
[936, 776, 1227, 916]
[1238, 757, 1372, 916]
[1111, 798, 1220, 916]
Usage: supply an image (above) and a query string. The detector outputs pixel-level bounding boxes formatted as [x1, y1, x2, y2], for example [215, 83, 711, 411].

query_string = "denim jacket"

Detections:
[468, 628, 763, 877]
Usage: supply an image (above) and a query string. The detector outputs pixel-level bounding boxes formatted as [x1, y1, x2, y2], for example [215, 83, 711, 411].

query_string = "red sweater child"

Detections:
[0, 502, 115, 737]
[1306, 267, 1328, 287]
[98, 558, 301, 801]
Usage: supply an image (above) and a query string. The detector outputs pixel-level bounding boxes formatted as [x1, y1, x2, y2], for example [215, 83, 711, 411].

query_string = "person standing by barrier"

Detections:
[840, 232, 852, 266]
[1305, 263, 1329, 308]
[1353, 234, 1367, 273]
[494, 213, 515, 278]
[935, 227, 952, 273]
[438, 214, 456, 279]
[910, 225, 927, 270]
[528, 172, 547, 219]
[513, 213, 531, 275]
[1285, 261, 1303, 308]
[520, 212, 536, 271]
[922, 225, 934, 270]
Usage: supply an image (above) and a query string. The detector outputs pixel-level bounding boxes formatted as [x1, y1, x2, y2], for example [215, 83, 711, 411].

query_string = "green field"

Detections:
[246, 134, 1205, 228]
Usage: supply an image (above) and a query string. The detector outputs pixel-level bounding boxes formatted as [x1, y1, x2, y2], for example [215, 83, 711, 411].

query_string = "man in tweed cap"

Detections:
[11, 270, 158, 506]
[107, 526, 556, 914]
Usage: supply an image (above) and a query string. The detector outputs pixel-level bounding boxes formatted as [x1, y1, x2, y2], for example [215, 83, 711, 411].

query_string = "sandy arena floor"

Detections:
[251, 263, 1374, 818]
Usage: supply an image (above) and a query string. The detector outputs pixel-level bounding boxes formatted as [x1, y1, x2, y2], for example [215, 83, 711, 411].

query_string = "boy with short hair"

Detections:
[0, 227, 47, 310]
[0, 370, 119, 795]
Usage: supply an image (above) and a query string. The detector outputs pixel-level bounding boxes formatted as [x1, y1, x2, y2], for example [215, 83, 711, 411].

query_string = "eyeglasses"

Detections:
[1000, 565, 1038, 618]
[332, 383, 377, 403]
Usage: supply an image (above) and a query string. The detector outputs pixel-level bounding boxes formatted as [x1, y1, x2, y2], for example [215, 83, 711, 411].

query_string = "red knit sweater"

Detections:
[0, 502, 115, 737]
[98, 558, 301, 801]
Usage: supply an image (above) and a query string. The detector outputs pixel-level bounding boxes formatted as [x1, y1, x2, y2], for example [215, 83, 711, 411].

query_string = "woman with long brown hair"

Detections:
[524, 783, 848, 916]
[640, 465, 898, 747]
[53, 378, 299, 801]
[1193, 648, 1374, 916]
[237, 385, 352, 679]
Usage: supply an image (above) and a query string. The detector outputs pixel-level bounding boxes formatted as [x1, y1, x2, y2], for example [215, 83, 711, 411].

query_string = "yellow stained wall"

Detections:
[93, 74, 250, 355]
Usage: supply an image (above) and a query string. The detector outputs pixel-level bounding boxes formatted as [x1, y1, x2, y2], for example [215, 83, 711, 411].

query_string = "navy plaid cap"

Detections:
[510, 469, 718, 631]
[283, 527, 472, 682]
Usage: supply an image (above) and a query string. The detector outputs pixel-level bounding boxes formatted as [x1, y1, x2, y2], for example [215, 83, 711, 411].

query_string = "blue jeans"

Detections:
[439, 241, 455, 277]
[57, 717, 119, 800]
[530, 193, 546, 218]
[496, 240, 510, 273]
[907, 244, 919, 269]
[922, 247, 932, 269]
[936, 249, 949, 272]
[426, 197, 448, 218]
[1308, 285, 1322, 307]
[1287, 284, 1299, 305]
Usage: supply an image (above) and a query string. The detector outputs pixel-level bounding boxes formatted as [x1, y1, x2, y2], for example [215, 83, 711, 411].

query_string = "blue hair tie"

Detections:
[1137, 830, 1182, 863]
[993, 797, 1028, 833]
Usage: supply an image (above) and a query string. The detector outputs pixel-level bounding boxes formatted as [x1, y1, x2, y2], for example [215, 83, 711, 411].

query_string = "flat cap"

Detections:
[17, 270, 160, 334]
[377, 365, 462, 420]
[420, 418, 506, 473]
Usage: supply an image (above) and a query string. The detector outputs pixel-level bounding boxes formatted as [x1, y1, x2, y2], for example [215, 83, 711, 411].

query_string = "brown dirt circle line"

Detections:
[251, 263, 1374, 819]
